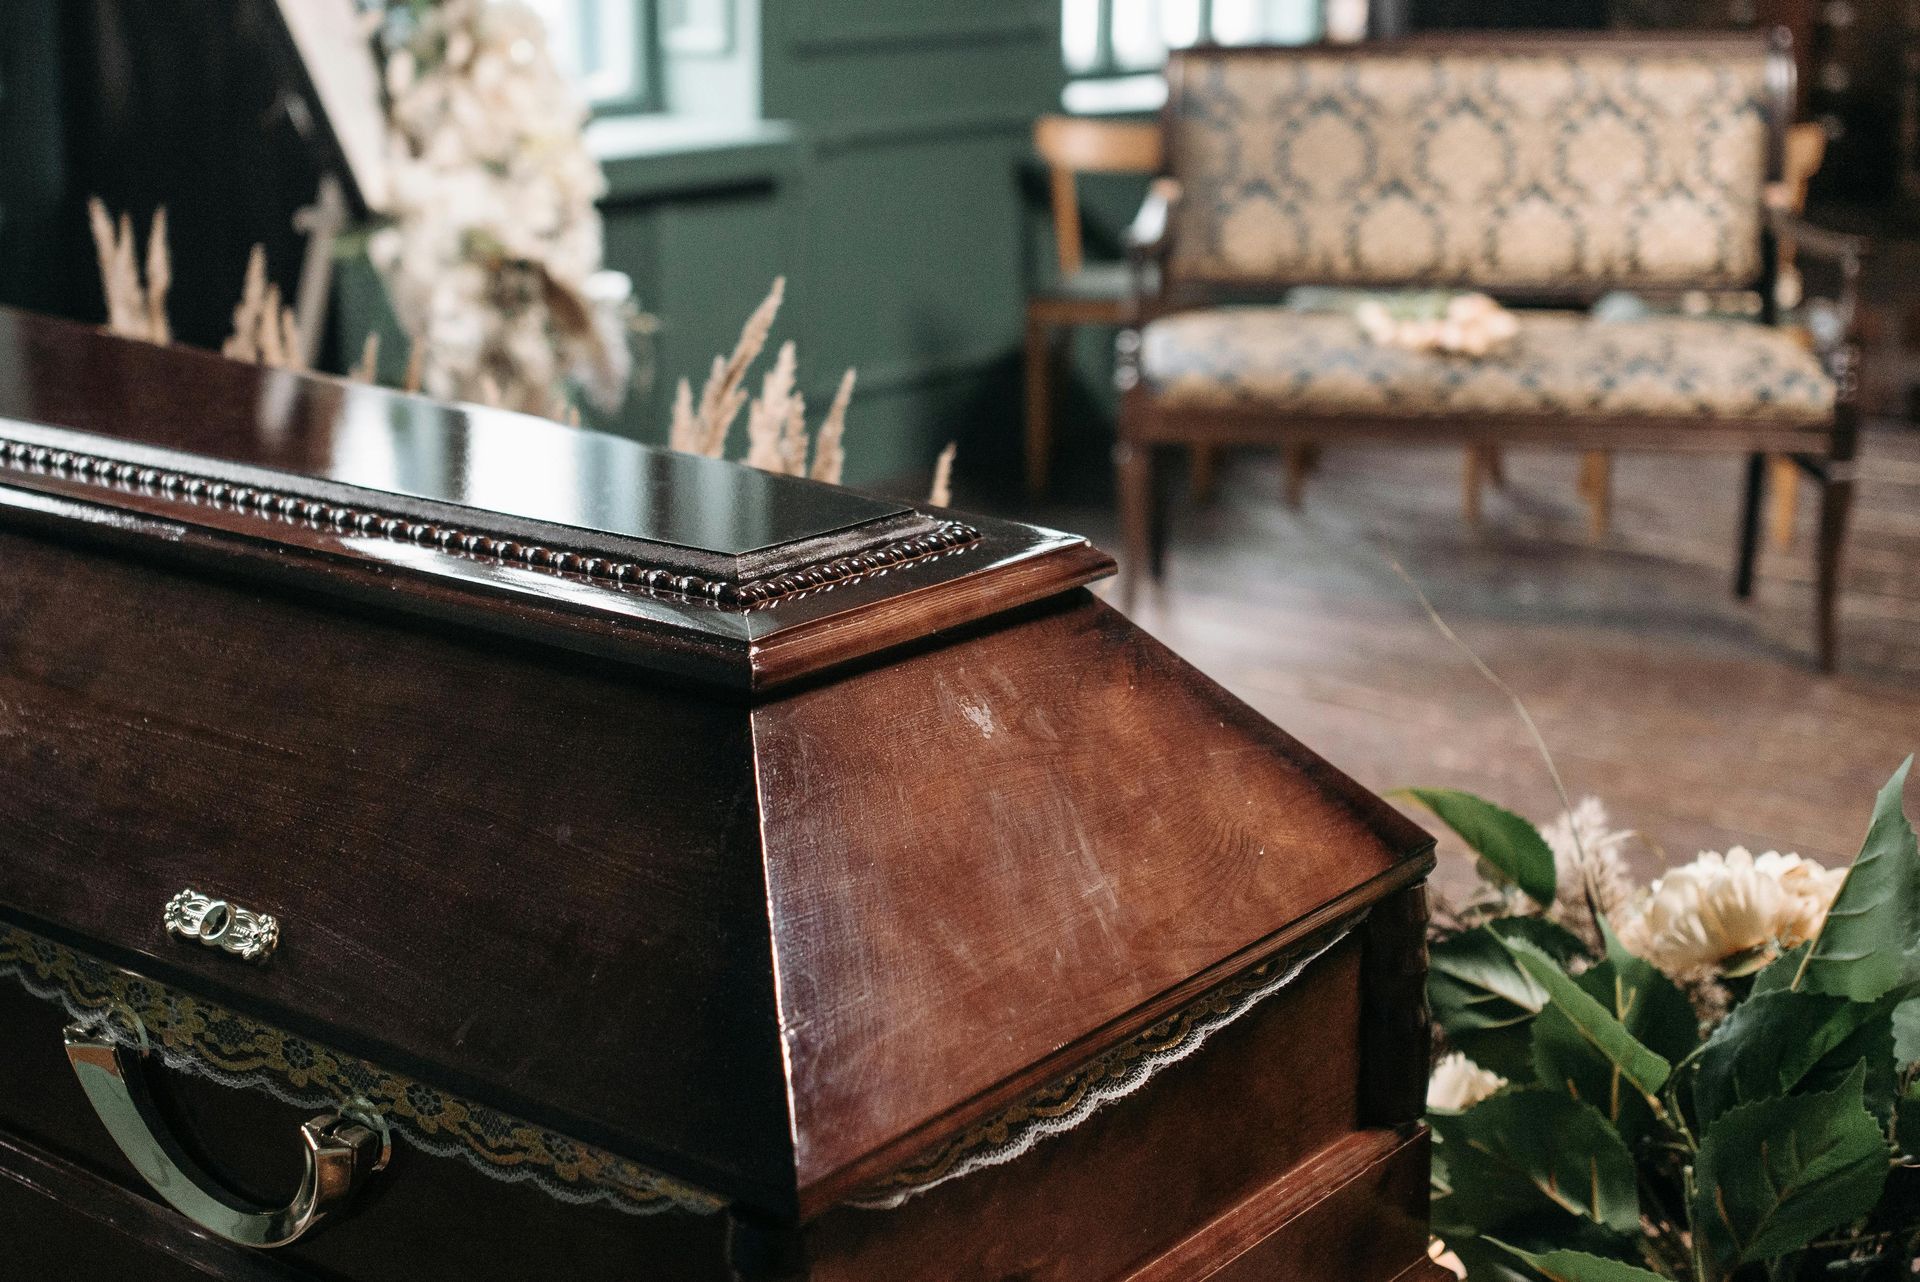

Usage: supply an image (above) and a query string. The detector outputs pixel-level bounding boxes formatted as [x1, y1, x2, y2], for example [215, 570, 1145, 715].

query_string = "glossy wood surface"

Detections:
[0, 309, 1114, 690]
[755, 593, 1433, 1211]
[0, 524, 797, 1210]
[0, 307, 909, 560]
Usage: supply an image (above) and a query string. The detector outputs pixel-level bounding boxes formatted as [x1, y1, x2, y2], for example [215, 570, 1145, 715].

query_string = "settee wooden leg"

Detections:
[1283, 444, 1313, 509]
[1023, 313, 1054, 497]
[1734, 452, 1767, 600]
[1462, 451, 1484, 528]
[1769, 454, 1800, 548]
[1580, 452, 1613, 540]
[1815, 470, 1854, 673]
[1116, 440, 1155, 609]
[1190, 445, 1217, 506]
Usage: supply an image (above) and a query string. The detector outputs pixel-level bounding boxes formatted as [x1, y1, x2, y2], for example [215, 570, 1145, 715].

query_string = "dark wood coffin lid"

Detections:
[0, 309, 1111, 690]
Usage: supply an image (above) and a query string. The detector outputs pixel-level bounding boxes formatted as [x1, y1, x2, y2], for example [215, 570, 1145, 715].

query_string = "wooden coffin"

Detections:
[0, 309, 1443, 1280]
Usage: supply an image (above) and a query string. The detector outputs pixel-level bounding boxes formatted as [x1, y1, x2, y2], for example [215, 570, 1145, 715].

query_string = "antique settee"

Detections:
[1118, 31, 1864, 670]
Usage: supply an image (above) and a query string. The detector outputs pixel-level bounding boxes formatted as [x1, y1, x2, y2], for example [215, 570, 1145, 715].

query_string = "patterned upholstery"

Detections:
[1139, 309, 1835, 423]
[1164, 42, 1775, 290]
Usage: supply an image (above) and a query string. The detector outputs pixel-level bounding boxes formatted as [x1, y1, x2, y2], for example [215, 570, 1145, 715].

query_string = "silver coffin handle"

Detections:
[63, 1023, 389, 1248]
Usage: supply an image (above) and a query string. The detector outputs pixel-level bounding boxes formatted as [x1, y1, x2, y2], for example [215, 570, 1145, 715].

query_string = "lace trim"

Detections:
[847, 925, 1353, 1209]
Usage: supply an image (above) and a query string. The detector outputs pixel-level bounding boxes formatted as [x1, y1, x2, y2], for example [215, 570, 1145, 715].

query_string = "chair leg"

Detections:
[1023, 313, 1054, 498]
[1581, 451, 1613, 541]
[1149, 445, 1173, 581]
[1116, 440, 1156, 610]
[1814, 470, 1855, 673]
[1283, 444, 1313, 509]
[1189, 445, 1217, 506]
[1768, 455, 1799, 548]
[1485, 447, 1507, 489]
[1462, 449, 1485, 527]
[1733, 452, 1767, 600]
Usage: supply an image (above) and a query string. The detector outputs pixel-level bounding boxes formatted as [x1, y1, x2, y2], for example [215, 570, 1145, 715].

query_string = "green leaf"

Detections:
[1488, 1243, 1669, 1282]
[1691, 1063, 1891, 1273]
[1750, 943, 1808, 995]
[1430, 919, 1584, 1083]
[1691, 988, 1899, 1128]
[1506, 939, 1672, 1101]
[1587, 924, 1700, 1065]
[1535, 951, 1695, 1147]
[1796, 757, 1919, 1002]
[1399, 787, 1558, 906]
[1896, 1078, 1920, 1161]
[1894, 996, 1920, 1067]
[1431, 1088, 1642, 1236]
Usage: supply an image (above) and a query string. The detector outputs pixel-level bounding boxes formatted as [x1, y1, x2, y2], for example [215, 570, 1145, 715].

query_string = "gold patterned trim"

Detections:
[847, 922, 1357, 1209]
[0, 924, 723, 1217]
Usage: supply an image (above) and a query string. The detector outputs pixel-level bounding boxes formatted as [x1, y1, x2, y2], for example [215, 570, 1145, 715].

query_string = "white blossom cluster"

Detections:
[368, 0, 628, 413]
[1615, 846, 1846, 980]
[1356, 292, 1520, 358]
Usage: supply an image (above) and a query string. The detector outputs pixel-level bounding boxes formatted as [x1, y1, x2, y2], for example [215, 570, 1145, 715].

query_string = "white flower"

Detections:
[1427, 1052, 1506, 1112]
[1616, 847, 1846, 978]
[371, 0, 628, 414]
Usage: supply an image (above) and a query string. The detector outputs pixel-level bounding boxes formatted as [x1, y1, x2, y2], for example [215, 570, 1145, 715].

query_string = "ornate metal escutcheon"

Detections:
[163, 888, 280, 962]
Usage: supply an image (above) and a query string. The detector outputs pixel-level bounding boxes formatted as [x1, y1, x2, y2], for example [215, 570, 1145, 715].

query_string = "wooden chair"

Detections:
[1025, 116, 1163, 497]
[1118, 33, 1866, 671]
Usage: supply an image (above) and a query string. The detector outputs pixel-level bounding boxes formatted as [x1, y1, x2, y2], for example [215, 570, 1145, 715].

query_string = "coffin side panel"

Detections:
[0, 527, 791, 1205]
[754, 593, 1432, 1204]
[805, 939, 1427, 1280]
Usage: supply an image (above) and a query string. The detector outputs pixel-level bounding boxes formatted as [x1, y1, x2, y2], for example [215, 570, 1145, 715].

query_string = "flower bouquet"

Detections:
[1415, 758, 1920, 1280]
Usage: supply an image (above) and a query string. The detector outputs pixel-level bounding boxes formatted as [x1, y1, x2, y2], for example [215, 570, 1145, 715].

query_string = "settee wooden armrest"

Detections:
[1125, 178, 1179, 304]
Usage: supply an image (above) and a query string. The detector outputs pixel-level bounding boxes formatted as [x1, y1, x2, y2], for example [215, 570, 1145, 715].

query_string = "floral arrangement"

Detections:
[1357, 292, 1520, 358]
[365, 0, 634, 415]
[1414, 758, 1920, 1280]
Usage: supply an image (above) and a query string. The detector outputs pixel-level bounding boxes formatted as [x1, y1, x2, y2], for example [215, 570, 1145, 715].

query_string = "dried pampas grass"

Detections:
[88, 199, 171, 345]
[928, 442, 956, 508]
[222, 244, 306, 370]
[673, 280, 952, 505]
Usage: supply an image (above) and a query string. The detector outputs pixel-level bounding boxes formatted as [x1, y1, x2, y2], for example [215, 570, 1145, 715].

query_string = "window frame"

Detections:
[1064, 0, 1329, 82]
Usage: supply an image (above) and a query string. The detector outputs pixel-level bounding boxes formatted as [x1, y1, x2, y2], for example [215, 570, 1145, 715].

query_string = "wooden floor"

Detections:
[981, 429, 1920, 890]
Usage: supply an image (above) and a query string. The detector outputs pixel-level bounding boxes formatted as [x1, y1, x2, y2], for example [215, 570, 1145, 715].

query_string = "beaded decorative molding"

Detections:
[0, 924, 725, 1217]
[0, 436, 981, 609]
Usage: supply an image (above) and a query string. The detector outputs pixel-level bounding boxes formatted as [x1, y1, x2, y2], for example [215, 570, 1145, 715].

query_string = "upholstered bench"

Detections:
[1117, 32, 1864, 670]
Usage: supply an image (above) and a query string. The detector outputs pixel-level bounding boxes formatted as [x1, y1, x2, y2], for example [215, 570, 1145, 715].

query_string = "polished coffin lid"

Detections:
[0, 308, 1111, 691]
[0, 310, 1434, 1221]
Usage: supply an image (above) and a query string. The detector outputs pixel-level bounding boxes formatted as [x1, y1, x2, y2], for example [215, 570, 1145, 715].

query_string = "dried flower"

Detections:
[1540, 797, 1637, 946]
[1358, 292, 1518, 357]
[1427, 1052, 1505, 1112]
[810, 369, 856, 485]
[928, 442, 957, 507]
[1615, 847, 1846, 978]
[88, 199, 171, 344]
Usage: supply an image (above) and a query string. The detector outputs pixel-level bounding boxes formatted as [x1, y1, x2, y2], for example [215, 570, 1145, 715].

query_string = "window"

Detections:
[523, 0, 655, 110]
[1063, 0, 1338, 77]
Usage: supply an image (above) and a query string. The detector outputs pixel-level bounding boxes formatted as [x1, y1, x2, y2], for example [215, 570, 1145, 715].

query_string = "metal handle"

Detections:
[63, 1023, 388, 1248]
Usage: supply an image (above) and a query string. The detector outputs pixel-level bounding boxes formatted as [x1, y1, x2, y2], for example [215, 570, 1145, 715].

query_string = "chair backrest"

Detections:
[1034, 115, 1165, 276]
[1160, 33, 1790, 295]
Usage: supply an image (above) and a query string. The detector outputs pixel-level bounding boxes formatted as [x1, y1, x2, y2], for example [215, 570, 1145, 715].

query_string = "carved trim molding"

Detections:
[0, 436, 981, 610]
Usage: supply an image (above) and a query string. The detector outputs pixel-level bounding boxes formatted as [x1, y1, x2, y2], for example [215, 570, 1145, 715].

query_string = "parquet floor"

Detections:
[982, 428, 1920, 890]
